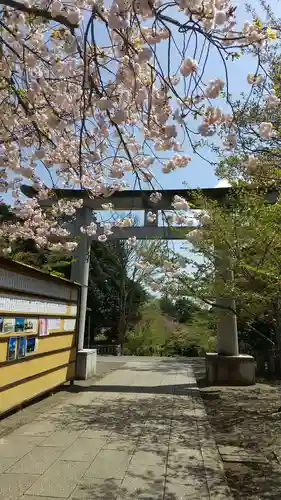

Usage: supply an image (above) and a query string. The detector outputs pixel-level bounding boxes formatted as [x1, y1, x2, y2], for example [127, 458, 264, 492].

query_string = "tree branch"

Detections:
[0, 0, 78, 30]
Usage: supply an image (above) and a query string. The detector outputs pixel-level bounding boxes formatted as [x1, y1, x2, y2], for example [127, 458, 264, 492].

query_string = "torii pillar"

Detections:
[205, 245, 255, 385]
[70, 206, 97, 380]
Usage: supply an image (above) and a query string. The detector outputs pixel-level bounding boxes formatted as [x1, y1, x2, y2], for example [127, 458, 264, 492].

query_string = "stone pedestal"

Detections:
[206, 353, 256, 386]
[76, 349, 97, 380]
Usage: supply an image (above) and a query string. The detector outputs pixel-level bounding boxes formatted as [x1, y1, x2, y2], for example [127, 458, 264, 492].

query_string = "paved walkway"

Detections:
[0, 358, 232, 499]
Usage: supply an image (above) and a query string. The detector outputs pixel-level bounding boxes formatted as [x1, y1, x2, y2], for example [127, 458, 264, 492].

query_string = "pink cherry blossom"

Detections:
[149, 192, 162, 203]
[172, 195, 189, 211]
[180, 58, 198, 77]
[246, 156, 259, 173]
[247, 74, 264, 85]
[260, 122, 273, 140]
[265, 90, 280, 108]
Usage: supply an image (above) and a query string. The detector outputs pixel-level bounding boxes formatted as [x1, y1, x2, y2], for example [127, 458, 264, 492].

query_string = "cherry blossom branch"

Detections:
[0, 0, 78, 30]
[0, 0, 277, 258]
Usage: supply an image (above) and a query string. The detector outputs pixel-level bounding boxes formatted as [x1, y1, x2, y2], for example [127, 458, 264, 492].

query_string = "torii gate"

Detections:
[22, 185, 258, 385]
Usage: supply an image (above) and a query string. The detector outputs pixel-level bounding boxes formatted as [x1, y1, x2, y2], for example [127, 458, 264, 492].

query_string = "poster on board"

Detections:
[18, 337, 27, 358]
[24, 318, 38, 334]
[64, 319, 76, 331]
[7, 337, 17, 361]
[15, 318, 25, 333]
[0, 293, 68, 315]
[26, 337, 38, 354]
[3, 318, 15, 333]
[39, 318, 48, 336]
[47, 318, 61, 332]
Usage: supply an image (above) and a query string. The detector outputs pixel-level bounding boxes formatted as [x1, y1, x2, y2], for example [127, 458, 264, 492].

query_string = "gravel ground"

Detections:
[191, 358, 281, 500]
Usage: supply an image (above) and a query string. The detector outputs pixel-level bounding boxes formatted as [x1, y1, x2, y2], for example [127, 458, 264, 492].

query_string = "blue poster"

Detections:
[8, 337, 17, 361]
[18, 337, 27, 358]
[26, 337, 37, 354]
[15, 318, 25, 333]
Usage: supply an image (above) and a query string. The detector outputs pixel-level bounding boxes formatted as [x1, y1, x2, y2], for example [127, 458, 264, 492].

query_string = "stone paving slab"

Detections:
[5, 446, 63, 475]
[59, 438, 104, 462]
[164, 480, 209, 500]
[25, 460, 90, 498]
[70, 478, 122, 500]
[11, 422, 56, 438]
[83, 449, 132, 480]
[80, 429, 112, 440]
[40, 430, 83, 448]
[0, 358, 232, 500]
[126, 463, 166, 478]
[130, 450, 167, 468]
[0, 473, 40, 500]
[0, 456, 19, 474]
[117, 473, 165, 499]
[103, 438, 138, 452]
[0, 435, 45, 459]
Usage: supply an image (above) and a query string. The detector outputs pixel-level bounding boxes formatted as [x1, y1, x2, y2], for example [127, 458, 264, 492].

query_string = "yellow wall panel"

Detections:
[37, 334, 75, 354]
[0, 348, 76, 388]
[0, 258, 79, 417]
[0, 363, 76, 414]
[0, 342, 7, 363]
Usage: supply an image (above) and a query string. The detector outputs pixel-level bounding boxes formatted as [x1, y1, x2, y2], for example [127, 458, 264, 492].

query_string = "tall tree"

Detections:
[87, 239, 167, 349]
[168, 187, 281, 366]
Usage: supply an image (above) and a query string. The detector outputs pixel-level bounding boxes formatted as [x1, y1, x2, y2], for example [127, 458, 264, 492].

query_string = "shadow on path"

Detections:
[67, 382, 200, 396]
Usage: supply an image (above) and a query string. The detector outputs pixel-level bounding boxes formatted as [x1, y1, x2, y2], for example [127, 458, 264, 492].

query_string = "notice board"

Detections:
[0, 257, 80, 416]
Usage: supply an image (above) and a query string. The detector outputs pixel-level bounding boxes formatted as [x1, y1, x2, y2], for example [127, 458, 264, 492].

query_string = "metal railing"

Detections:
[94, 344, 121, 356]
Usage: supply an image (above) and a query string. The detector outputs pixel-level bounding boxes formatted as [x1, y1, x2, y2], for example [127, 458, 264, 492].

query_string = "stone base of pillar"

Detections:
[205, 353, 256, 386]
[76, 349, 97, 380]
